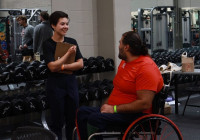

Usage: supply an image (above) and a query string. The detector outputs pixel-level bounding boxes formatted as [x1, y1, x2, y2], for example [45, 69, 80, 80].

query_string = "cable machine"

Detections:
[138, 6, 175, 53]
[182, 10, 191, 48]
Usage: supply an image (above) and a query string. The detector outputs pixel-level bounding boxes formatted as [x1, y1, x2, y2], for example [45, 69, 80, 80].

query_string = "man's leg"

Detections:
[87, 112, 146, 133]
[76, 106, 100, 140]
[77, 106, 145, 140]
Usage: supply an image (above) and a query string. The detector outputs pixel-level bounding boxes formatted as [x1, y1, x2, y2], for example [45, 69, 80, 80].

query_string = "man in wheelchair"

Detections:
[76, 31, 164, 140]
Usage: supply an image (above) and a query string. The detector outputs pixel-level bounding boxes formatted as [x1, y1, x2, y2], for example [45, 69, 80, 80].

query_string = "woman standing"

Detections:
[43, 11, 83, 140]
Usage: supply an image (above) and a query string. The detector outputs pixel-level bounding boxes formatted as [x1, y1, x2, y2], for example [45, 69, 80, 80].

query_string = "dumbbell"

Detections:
[91, 79, 113, 99]
[11, 98, 25, 115]
[0, 63, 7, 74]
[98, 84, 111, 99]
[0, 71, 10, 84]
[4, 62, 19, 72]
[92, 80, 103, 88]
[0, 62, 25, 83]
[96, 56, 106, 72]
[88, 86, 101, 101]
[101, 79, 113, 95]
[105, 58, 114, 71]
[0, 100, 11, 118]
[11, 66, 26, 83]
[87, 57, 99, 73]
[25, 65, 37, 81]
[75, 58, 89, 75]
[37, 64, 48, 80]
[81, 58, 89, 74]
[79, 87, 89, 103]
[16, 61, 28, 70]
[24, 96, 38, 113]
[30, 60, 41, 69]
[28, 90, 48, 110]
[36, 94, 48, 111]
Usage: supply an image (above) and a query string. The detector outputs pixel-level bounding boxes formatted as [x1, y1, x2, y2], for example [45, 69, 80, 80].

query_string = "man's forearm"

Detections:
[116, 100, 150, 113]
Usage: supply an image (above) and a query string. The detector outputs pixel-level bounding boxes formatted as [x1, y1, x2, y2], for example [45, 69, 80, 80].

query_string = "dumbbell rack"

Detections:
[75, 56, 116, 108]
[0, 79, 50, 135]
[0, 56, 115, 135]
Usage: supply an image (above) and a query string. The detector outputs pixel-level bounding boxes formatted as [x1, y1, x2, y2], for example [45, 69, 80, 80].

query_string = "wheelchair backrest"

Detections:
[152, 86, 168, 115]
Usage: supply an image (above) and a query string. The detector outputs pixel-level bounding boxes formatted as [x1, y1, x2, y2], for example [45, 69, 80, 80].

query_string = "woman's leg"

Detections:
[46, 77, 66, 140]
[64, 75, 79, 140]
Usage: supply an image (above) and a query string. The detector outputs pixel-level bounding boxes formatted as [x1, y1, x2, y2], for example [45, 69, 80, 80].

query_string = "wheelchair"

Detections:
[74, 85, 183, 140]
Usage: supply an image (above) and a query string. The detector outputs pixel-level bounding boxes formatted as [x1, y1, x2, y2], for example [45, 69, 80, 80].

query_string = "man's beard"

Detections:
[118, 51, 127, 61]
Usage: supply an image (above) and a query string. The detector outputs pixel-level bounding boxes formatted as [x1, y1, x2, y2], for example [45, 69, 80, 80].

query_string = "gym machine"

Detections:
[182, 10, 192, 48]
[182, 8, 200, 48]
[191, 9, 200, 47]
[0, 8, 42, 59]
[137, 6, 175, 53]
[198, 10, 200, 47]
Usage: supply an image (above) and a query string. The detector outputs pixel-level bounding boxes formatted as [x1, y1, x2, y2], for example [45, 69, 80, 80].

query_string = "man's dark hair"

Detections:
[16, 15, 27, 22]
[122, 31, 149, 56]
[40, 11, 49, 21]
[49, 11, 69, 26]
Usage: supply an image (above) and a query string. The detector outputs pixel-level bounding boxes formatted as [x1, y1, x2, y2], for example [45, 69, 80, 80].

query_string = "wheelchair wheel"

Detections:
[122, 114, 183, 140]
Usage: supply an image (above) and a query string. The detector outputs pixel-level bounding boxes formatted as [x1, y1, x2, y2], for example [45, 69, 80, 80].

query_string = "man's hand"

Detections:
[100, 104, 114, 113]
[23, 44, 28, 48]
[19, 45, 23, 50]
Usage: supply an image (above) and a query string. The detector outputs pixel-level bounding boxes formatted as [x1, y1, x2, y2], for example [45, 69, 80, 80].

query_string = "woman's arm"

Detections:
[62, 58, 83, 71]
[47, 46, 77, 72]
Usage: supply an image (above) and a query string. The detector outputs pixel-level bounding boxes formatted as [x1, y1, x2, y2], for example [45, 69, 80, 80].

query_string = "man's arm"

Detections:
[33, 27, 39, 53]
[101, 90, 155, 113]
[24, 26, 34, 47]
[26, 39, 33, 46]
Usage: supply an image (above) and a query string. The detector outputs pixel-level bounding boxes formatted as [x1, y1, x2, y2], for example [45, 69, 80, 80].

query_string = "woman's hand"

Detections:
[67, 45, 76, 55]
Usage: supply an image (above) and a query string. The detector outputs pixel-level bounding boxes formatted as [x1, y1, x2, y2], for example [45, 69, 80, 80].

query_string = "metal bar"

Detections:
[174, 74, 179, 114]
[41, 110, 50, 130]
[13, 17, 18, 54]
[88, 132, 122, 140]
[186, 105, 200, 107]
[27, 9, 41, 24]
[198, 11, 200, 48]
[0, 9, 21, 11]
[140, 28, 151, 31]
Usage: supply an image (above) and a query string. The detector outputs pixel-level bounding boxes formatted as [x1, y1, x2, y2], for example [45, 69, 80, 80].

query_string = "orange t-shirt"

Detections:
[108, 56, 164, 114]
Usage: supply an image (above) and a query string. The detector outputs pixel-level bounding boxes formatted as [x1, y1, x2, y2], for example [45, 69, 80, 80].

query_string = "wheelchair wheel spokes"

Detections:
[124, 119, 160, 140]
[159, 122, 180, 140]
[123, 114, 183, 140]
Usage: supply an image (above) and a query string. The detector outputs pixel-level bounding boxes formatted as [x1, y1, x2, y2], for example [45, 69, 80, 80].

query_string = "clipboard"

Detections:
[55, 42, 75, 74]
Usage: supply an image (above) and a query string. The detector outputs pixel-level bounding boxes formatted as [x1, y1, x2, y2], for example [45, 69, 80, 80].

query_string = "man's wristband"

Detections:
[61, 64, 65, 71]
[113, 105, 117, 113]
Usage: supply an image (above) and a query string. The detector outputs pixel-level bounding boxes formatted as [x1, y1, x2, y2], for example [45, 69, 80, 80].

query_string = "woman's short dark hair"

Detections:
[122, 31, 149, 56]
[49, 11, 69, 26]
[40, 11, 49, 20]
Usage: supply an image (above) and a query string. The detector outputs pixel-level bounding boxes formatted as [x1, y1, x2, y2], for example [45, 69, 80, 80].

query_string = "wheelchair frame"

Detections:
[75, 86, 183, 140]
